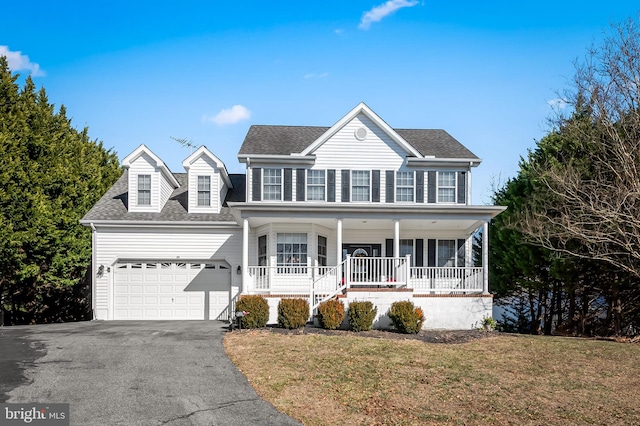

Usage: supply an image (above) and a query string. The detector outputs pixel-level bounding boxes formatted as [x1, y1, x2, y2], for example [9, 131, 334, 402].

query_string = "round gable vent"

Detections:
[355, 127, 368, 141]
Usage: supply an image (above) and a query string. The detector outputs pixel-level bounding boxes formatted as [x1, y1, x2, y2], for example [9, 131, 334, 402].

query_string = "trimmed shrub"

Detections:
[387, 301, 425, 334]
[278, 298, 309, 329]
[235, 295, 269, 329]
[317, 299, 345, 330]
[347, 301, 377, 331]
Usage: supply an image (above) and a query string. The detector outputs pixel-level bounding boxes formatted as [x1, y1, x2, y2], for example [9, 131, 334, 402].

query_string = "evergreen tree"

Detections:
[0, 56, 122, 324]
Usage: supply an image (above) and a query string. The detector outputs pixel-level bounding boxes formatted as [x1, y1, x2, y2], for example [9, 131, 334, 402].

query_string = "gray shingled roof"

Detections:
[81, 172, 246, 223]
[238, 125, 479, 159]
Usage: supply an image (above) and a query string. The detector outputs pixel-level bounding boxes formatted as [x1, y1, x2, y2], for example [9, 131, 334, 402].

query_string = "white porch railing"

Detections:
[247, 260, 484, 296]
[408, 266, 483, 293]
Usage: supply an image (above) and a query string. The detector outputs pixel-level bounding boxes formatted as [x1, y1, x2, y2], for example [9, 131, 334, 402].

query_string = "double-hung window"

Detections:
[258, 235, 267, 266]
[277, 233, 308, 273]
[400, 239, 414, 266]
[437, 171, 456, 203]
[396, 171, 414, 202]
[307, 170, 326, 201]
[263, 168, 282, 201]
[318, 235, 327, 267]
[351, 170, 370, 201]
[197, 176, 211, 206]
[437, 240, 456, 267]
[137, 174, 151, 206]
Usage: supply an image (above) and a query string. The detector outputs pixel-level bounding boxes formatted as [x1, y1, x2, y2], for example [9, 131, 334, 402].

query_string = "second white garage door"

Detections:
[113, 261, 232, 320]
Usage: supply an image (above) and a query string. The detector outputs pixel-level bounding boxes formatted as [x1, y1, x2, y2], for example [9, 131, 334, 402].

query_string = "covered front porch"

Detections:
[229, 203, 504, 311]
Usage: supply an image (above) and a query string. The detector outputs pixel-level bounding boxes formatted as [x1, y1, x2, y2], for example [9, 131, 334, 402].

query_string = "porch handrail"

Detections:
[310, 258, 348, 312]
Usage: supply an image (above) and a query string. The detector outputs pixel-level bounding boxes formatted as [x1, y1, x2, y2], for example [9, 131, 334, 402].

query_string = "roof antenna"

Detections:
[170, 136, 197, 154]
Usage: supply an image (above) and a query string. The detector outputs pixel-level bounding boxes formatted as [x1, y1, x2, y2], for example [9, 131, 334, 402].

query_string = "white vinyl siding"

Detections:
[396, 171, 414, 202]
[307, 169, 325, 201]
[263, 168, 282, 201]
[312, 114, 406, 171]
[438, 171, 456, 203]
[351, 170, 370, 201]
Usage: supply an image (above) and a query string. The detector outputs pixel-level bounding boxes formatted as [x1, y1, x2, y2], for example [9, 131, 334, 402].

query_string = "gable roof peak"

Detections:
[299, 102, 423, 158]
[182, 145, 233, 188]
[121, 144, 179, 188]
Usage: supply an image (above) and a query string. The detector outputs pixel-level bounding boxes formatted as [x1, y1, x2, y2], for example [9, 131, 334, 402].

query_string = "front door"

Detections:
[342, 244, 382, 283]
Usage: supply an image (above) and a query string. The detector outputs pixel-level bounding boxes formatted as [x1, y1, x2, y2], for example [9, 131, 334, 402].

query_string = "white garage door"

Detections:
[113, 261, 232, 320]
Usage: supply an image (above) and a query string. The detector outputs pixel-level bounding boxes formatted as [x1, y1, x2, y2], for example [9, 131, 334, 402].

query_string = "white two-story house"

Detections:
[81, 103, 505, 329]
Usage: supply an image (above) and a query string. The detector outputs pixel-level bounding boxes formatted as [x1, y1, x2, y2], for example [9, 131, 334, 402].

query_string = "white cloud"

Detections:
[0, 46, 45, 76]
[304, 72, 329, 79]
[359, 0, 419, 30]
[547, 98, 568, 110]
[203, 105, 251, 125]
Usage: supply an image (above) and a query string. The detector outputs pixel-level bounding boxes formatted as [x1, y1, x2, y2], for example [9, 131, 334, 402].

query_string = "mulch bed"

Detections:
[244, 324, 495, 344]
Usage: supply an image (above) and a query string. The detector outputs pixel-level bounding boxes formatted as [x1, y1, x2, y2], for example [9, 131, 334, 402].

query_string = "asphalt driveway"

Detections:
[0, 321, 301, 425]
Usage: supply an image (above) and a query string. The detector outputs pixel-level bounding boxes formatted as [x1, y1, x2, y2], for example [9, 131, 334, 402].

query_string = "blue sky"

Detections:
[2, 1, 637, 203]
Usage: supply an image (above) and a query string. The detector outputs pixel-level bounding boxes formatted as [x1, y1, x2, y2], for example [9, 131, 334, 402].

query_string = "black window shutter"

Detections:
[416, 239, 424, 267]
[457, 238, 466, 267]
[427, 171, 436, 203]
[252, 168, 261, 201]
[385, 170, 394, 203]
[341, 170, 350, 202]
[283, 168, 292, 201]
[457, 172, 466, 204]
[427, 239, 436, 267]
[327, 170, 336, 202]
[296, 169, 305, 201]
[385, 239, 394, 257]
[372, 170, 380, 202]
[416, 171, 424, 203]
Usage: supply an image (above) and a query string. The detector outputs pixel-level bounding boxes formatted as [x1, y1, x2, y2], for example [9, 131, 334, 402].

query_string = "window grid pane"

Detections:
[318, 235, 327, 267]
[197, 176, 211, 206]
[307, 170, 326, 201]
[351, 170, 370, 201]
[263, 168, 282, 200]
[277, 233, 308, 273]
[138, 174, 151, 205]
[396, 171, 414, 202]
[437, 171, 456, 203]
[437, 240, 456, 267]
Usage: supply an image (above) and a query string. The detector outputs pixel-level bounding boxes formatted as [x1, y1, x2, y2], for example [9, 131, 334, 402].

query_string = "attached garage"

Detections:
[113, 260, 232, 320]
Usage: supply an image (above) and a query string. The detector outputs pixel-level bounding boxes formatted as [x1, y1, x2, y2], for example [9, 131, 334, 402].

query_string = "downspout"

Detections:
[90, 223, 97, 320]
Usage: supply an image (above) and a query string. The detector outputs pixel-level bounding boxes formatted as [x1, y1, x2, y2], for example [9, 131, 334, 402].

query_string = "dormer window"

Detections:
[137, 174, 151, 205]
[263, 168, 282, 201]
[197, 176, 211, 206]
[437, 171, 456, 203]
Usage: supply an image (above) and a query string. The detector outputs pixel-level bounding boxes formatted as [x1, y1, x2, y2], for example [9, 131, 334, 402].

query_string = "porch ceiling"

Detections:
[248, 217, 484, 233]
[229, 203, 506, 235]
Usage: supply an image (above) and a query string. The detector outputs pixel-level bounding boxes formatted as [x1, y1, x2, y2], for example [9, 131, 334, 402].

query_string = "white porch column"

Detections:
[336, 219, 343, 264]
[393, 219, 400, 258]
[242, 218, 249, 294]
[336, 219, 343, 286]
[482, 220, 489, 294]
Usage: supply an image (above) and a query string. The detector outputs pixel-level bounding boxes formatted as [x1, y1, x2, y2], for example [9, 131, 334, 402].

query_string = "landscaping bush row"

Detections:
[235, 295, 426, 334]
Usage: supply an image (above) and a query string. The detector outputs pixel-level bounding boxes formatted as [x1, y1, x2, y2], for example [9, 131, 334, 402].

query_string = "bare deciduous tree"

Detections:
[520, 17, 640, 279]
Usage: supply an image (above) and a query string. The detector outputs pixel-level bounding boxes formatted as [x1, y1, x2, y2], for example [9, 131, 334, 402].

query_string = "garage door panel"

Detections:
[114, 261, 231, 320]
